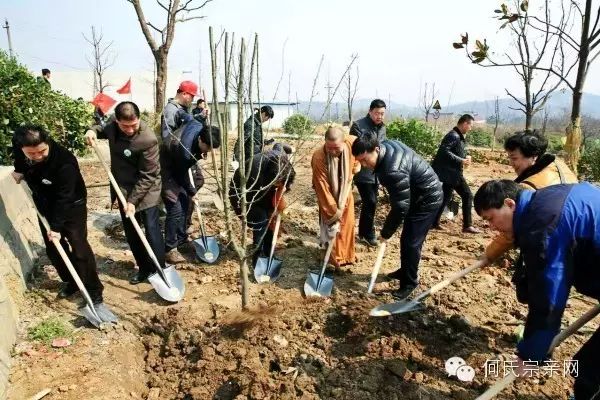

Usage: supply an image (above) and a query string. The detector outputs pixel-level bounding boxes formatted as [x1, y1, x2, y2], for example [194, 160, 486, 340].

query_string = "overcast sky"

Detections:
[2, 0, 600, 107]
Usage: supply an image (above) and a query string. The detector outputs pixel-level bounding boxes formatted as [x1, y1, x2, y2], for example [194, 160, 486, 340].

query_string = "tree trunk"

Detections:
[525, 112, 533, 131]
[240, 258, 250, 309]
[155, 54, 168, 115]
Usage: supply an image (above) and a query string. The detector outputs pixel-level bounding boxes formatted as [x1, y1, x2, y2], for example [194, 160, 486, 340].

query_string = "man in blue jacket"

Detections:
[474, 180, 600, 399]
[160, 118, 221, 263]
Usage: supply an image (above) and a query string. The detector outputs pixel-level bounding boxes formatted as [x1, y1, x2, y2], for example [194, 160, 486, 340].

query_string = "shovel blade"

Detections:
[193, 236, 220, 264]
[303, 270, 334, 297]
[369, 299, 423, 317]
[79, 304, 104, 328]
[93, 303, 119, 324]
[254, 257, 283, 284]
[148, 265, 185, 302]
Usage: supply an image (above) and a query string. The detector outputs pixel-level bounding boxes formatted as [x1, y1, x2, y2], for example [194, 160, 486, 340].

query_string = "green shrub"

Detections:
[548, 134, 565, 154]
[386, 119, 442, 159]
[467, 127, 493, 147]
[282, 114, 314, 138]
[579, 140, 600, 182]
[0, 50, 93, 165]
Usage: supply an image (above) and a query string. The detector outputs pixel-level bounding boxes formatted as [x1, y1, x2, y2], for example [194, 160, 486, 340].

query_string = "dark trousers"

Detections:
[573, 325, 600, 399]
[399, 206, 440, 288]
[247, 207, 274, 266]
[356, 182, 378, 240]
[39, 205, 104, 303]
[164, 191, 190, 252]
[118, 206, 165, 276]
[435, 176, 473, 229]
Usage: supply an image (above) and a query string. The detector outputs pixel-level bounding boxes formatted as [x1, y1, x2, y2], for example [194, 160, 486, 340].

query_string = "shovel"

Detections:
[188, 169, 220, 263]
[254, 213, 283, 283]
[367, 242, 387, 293]
[31, 205, 117, 329]
[91, 142, 185, 302]
[370, 258, 486, 317]
[475, 303, 600, 400]
[304, 182, 353, 298]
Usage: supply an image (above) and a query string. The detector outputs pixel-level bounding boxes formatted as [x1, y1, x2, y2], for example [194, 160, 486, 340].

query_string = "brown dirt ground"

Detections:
[6, 143, 598, 400]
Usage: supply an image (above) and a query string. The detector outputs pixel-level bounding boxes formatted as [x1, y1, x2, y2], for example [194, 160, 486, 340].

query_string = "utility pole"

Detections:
[3, 19, 14, 57]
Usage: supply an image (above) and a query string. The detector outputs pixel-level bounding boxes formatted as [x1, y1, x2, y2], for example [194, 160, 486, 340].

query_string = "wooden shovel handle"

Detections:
[476, 303, 600, 400]
[367, 242, 387, 293]
[413, 259, 486, 303]
[33, 207, 99, 319]
[91, 142, 164, 277]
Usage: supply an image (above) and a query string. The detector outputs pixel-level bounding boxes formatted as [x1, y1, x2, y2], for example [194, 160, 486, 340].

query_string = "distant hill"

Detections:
[445, 91, 600, 120]
[292, 92, 600, 122]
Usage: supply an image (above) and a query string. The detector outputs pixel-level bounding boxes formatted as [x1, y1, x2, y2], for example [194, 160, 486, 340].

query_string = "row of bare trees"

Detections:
[455, 0, 600, 172]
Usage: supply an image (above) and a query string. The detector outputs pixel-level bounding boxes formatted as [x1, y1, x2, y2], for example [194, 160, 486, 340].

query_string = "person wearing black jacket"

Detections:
[160, 118, 221, 262]
[85, 102, 165, 285]
[352, 136, 443, 300]
[431, 114, 479, 233]
[229, 144, 295, 266]
[11, 125, 104, 303]
[233, 105, 275, 162]
[349, 99, 387, 246]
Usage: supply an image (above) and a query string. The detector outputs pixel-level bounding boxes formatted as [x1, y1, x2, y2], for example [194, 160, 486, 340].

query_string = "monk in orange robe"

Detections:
[311, 126, 361, 268]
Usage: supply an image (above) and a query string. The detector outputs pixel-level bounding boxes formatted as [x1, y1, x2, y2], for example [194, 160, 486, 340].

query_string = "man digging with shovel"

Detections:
[11, 125, 111, 324]
[85, 102, 165, 285]
[474, 180, 600, 399]
[312, 126, 361, 271]
[160, 115, 221, 263]
[352, 135, 443, 300]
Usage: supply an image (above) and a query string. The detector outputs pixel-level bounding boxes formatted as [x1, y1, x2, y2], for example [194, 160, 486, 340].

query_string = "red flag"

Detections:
[91, 92, 117, 115]
[116, 78, 131, 94]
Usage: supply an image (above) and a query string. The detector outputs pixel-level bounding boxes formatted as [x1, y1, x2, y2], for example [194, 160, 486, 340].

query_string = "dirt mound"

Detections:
[141, 293, 498, 400]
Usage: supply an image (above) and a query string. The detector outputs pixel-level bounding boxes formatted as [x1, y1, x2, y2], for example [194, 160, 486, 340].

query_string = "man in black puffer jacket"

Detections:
[431, 114, 479, 233]
[352, 135, 443, 299]
[349, 99, 387, 246]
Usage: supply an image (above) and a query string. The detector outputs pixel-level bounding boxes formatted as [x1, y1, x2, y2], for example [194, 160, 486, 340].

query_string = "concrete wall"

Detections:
[0, 167, 43, 400]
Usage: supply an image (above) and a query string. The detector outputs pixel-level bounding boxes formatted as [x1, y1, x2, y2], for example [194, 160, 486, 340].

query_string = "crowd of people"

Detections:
[9, 83, 600, 398]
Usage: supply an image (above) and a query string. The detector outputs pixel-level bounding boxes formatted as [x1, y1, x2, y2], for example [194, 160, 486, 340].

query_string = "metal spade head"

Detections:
[93, 303, 119, 324]
[193, 236, 220, 264]
[369, 299, 424, 317]
[79, 304, 104, 328]
[254, 256, 283, 284]
[303, 270, 334, 297]
[148, 264, 185, 302]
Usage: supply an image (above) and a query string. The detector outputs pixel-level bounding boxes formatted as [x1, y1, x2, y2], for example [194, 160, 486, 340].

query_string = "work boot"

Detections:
[385, 269, 403, 281]
[165, 249, 186, 264]
[129, 272, 150, 285]
[359, 236, 378, 247]
[391, 285, 417, 300]
[462, 226, 481, 234]
[57, 283, 79, 299]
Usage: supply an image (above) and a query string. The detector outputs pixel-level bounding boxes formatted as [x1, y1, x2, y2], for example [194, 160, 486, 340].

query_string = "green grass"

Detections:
[27, 317, 71, 344]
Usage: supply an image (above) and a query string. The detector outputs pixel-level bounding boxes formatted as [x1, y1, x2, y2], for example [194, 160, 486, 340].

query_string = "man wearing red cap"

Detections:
[161, 80, 198, 140]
